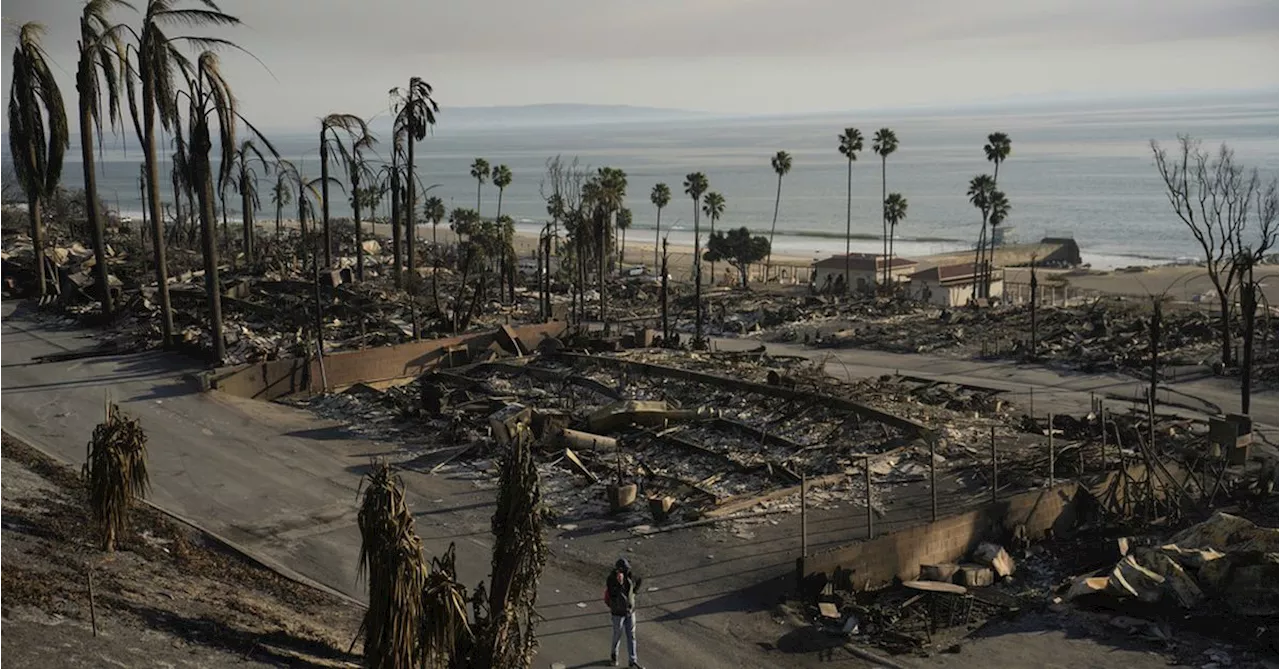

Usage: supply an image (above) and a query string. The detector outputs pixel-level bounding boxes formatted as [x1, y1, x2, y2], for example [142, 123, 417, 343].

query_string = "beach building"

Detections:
[811, 254, 917, 293]
[908, 263, 1005, 307]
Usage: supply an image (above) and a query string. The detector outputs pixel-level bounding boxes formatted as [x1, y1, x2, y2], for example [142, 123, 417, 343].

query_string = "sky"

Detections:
[1, 0, 1277, 132]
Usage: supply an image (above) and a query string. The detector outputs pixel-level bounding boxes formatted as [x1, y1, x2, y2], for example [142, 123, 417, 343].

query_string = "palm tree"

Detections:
[650, 183, 670, 270]
[589, 167, 627, 327]
[8, 23, 69, 301]
[983, 133, 1012, 296]
[177, 51, 250, 364]
[270, 162, 292, 239]
[423, 195, 445, 247]
[319, 113, 369, 267]
[76, 1, 132, 318]
[84, 402, 150, 552]
[128, 0, 242, 347]
[872, 129, 899, 287]
[470, 158, 490, 215]
[492, 163, 512, 221]
[766, 151, 792, 280]
[346, 133, 377, 281]
[968, 174, 996, 299]
[985, 190, 1011, 296]
[701, 191, 725, 284]
[616, 207, 632, 266]
[683, 172, 709, 344]
[883, 192, 908, 289]
[392, 78, 439, 282]
[231, 138, 267, 262]
[984, 132, 1012, 187]
[837, 128, 864, 293]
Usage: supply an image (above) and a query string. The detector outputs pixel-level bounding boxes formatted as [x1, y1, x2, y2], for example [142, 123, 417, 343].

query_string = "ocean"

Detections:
[55, 93, 1279, 270]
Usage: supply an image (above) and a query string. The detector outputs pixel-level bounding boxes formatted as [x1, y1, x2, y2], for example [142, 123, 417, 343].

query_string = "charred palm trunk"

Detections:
[28, 193, 47, 299]
[219, 191, 230, 256]
[406, 137, 417, 285]
[141, 64, 175, 346]
[972, 217, 988, 301]
[661, 237, 670, 343]
[654, 208, 662, 273]
[390, 169, 402, 287]
[275, 198, 282, 239]
[353, 174, 364, 282]
[241, 178, 253, 264]
[319, 131, 332, 268]
[77, 72, 112, 317]
[193, 134, 226, 363]
[170, 170, 183, 246]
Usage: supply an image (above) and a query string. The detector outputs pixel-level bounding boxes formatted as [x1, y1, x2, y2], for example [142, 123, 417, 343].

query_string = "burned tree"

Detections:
[1151, 137, 1279, 368]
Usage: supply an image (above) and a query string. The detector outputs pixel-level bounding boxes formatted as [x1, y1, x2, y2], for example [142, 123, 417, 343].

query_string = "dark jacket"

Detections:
[604, 558, 642, 616]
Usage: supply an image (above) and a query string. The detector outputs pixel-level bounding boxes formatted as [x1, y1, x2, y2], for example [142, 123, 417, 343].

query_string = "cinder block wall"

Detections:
[800, 480, 1086, 589]
[211, 322, 567, 401]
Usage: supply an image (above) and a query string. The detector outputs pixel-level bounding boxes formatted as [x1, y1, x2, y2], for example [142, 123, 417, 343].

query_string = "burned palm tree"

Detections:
[269, 163, 291, 239]
[76, 0, 133, 317]
[231, 138, 269, 262]
[358, 463, 428, 669]
[176, 52, 274, 364]
[83, 401, 150, 552]
[8, 22, 69, 300]
[319, 113, 369, 267]
[345, 131, 377, 281]
[420, 543, 475, 668]
[473, 425, 548, 669]
[390, 78, 440, 284]
[126, 0, 244, 347]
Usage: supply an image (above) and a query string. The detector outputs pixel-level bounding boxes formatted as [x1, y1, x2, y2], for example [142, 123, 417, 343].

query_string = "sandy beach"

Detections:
[263, 217, 1279, 302]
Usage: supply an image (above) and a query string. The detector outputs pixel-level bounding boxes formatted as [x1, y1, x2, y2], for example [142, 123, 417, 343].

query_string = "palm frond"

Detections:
[83, 401, 150, 552]
[152, 8, 240, 27]
[357, 463, 428, 669]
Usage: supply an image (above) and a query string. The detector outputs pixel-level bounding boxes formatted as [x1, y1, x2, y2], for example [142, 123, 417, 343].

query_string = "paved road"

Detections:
[1, 303, 798, 669]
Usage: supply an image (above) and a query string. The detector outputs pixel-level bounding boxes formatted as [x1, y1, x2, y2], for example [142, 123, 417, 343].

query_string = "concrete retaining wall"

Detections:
[211, 322, 568, 401]
[799, 478, 1096, 590]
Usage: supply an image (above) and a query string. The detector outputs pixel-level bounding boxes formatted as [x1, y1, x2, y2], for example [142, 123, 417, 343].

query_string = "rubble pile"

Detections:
[2, 223, 569, 364]
[1061, 512, 1278, 618]
[808, 300, 1232, 374]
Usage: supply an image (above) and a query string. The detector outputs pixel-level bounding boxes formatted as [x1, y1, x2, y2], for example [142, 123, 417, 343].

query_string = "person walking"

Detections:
[604, 557, 645, 668]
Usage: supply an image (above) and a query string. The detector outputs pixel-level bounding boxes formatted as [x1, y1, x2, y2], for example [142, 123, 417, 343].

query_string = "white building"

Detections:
[811, 253, 918, 294]
[908, 263, 1005, 307]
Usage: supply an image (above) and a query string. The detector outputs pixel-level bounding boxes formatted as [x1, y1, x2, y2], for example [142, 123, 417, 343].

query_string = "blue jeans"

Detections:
[611, 611, 637, 664]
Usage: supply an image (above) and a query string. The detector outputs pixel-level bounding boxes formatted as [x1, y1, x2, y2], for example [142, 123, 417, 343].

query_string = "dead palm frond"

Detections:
[421, 542, 475, 668]
[83, 401, 150, 552]
[8, 22, 70, 298]
[474, 425, 548, 668]
[357, 462, 428, 669]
